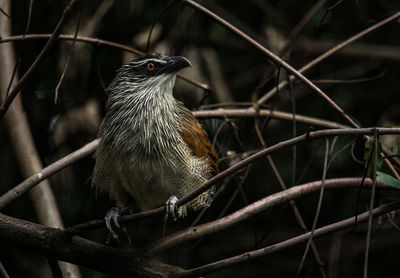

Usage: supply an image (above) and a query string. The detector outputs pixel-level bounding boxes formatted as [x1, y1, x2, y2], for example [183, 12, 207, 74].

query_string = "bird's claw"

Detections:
[166, 195, 182, 221]
[105, 206, 122, 240]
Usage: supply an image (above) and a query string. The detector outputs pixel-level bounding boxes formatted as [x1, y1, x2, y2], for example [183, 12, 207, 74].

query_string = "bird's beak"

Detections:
[167, 56, 192, 73]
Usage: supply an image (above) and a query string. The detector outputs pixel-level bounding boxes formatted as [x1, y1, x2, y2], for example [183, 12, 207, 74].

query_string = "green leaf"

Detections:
[377, 171, 400, 189]
[364, 136, 383, 177]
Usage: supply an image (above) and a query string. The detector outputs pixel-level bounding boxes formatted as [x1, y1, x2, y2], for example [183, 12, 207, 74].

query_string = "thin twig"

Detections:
[181, 0, 358, 128]
[279, 0, 327, 56]
[297, 138, 329, 277]
[0, 6, 10, 18]
[254, 118, 327, 278]
[0, 0, 84, 118]
[364, 129, 378, 278]
[54, 7, 82, 104]
[257, 9, 400, 105]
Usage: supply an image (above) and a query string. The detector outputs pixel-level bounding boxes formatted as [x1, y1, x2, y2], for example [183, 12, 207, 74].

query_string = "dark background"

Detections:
[1, 0, 400, 277]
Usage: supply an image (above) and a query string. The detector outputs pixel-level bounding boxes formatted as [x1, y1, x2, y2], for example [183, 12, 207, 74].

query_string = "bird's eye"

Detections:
[146, 62, 156, 71]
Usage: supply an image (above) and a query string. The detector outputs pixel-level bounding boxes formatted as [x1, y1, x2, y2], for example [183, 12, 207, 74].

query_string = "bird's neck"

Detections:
[102, 76, 184, 157]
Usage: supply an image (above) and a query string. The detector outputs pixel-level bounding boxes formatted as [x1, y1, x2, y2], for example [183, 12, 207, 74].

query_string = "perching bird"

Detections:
[92, 54, 219, 238]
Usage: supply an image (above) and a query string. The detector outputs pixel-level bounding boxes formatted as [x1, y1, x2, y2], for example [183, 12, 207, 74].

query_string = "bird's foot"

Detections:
[165, 195, 185, 221]
[104, 205, 131, 244]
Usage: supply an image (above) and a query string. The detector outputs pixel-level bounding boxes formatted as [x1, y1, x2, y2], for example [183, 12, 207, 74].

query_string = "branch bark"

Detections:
[0, 213, 184, 277]
[176, 200, 400, 277]
[146, 177, 389, 255]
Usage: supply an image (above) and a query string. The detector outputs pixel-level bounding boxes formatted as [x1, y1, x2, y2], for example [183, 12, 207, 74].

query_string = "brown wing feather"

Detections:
[178, 101, 219, 177]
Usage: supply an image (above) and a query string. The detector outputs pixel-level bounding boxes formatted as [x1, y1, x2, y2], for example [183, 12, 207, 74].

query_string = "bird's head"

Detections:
[107, 53, 191, 96]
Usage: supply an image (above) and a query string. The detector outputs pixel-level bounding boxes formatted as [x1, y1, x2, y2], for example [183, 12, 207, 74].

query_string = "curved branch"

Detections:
[146, 177, 389, 255]
[181, 0, 359, 128]
[0, 109, 352, 210]
[176, 200, 400, 277]
[175, 127, 400, 209]
[0, 34, 210, 91]
[256, 9, 400, 105]
[64, 127, 400, 234]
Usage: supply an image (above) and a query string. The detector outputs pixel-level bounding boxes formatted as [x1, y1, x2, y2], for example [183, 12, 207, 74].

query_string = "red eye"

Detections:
[146, 63, 155, 71]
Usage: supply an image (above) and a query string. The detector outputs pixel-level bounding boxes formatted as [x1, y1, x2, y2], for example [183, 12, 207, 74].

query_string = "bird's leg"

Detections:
[104, 204, 131, 242]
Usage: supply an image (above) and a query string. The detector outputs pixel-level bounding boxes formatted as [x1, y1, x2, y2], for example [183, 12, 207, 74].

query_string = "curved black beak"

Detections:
[166, 56, 192, 73]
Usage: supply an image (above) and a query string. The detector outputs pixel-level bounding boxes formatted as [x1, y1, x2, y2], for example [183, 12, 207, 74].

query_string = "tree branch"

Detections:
[176, 200, 400, 277]
[0, 139, 99, 210]
[0, 34, 210, 92]
[0, 0, 84, 118]
[64, 127, 400, 234]
[0, 213, 184, 277]
[256, 9, 400, 105]
[146, 177, 389, 255]
[181, 0, 359, 128]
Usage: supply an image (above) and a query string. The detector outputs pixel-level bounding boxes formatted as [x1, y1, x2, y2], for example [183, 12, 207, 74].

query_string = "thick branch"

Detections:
[0, 213, 183, 277]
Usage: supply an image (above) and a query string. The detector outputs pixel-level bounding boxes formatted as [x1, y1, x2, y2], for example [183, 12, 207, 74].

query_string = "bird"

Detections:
[92, 53, 219, 239]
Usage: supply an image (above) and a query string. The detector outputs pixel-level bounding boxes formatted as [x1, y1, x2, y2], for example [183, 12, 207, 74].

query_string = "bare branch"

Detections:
[0, 139, 99, 210]
[0, 0, 84, 118]
[0, 34, 210, 91]
[176, 200, 400, 277]
[147, 177, 390, 255]
[0, 213, 184, 277]
[194, 108, 349, 129]
[0, 1, 81, 276]
[257, 10, 400, 105]
[279, 0, 327, 56]
[297, 138, 329, 276]
[181, 0, 359, 128]
[66, 127, 400, 234]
